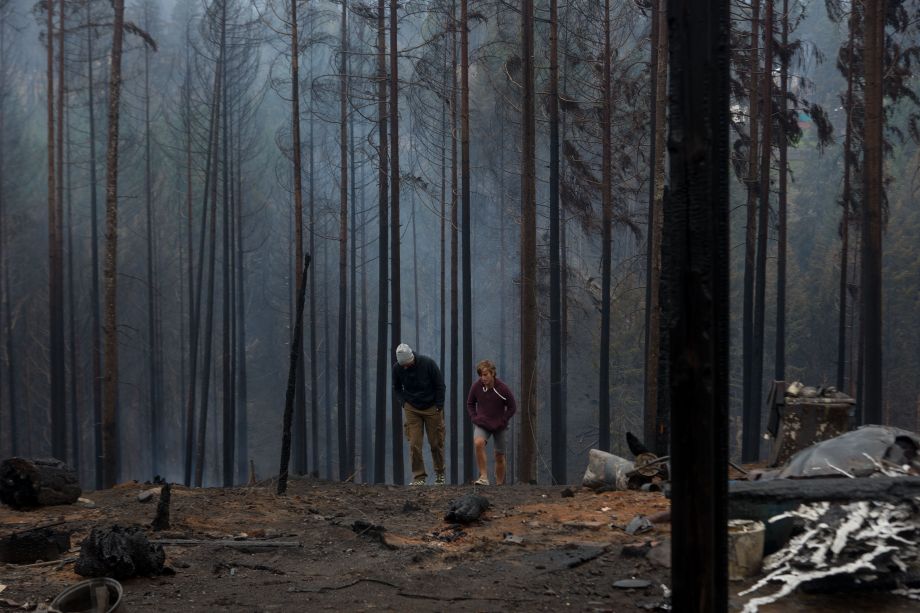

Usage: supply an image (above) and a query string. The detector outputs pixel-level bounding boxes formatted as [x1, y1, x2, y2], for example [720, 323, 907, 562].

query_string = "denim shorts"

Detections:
[473, 425, 506, 454]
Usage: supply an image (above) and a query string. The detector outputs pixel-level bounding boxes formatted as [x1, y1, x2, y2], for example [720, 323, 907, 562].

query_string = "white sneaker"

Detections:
[474, 476, 489, 486]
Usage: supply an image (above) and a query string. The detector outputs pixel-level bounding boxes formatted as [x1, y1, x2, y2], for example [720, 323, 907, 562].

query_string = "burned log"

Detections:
[75, 525, 165, 579]
[0, 527, 71, 564]
[0, 457, 81, 509]
[444, 494, 490, 523]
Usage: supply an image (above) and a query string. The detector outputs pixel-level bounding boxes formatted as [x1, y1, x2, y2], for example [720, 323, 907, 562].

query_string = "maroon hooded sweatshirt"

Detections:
[466, 377, 517, 432]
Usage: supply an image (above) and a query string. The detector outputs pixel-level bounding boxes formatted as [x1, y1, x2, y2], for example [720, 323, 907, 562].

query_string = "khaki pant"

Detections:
[403, 404, 445, 480]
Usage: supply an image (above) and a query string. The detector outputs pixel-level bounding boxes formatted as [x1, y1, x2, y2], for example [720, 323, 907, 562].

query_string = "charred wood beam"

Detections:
[665, 0, 730, 611]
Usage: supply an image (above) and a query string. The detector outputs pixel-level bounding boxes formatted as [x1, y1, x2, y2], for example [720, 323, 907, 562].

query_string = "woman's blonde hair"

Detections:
[476, 359, 496, 377]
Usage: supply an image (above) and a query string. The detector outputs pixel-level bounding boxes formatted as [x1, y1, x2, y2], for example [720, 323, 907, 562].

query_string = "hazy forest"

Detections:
[0, 0, 917, 490]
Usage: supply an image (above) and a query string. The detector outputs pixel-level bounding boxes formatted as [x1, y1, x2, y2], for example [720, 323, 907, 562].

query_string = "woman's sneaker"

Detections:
[474, 476, 490, 486]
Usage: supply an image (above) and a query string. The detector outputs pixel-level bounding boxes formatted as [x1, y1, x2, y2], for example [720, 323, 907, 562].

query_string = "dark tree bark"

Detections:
[289, 0, 308, 476]
[234, 87, 248, 484]
[323, 230, 331, 478]
[836, 14, 856, 392]
[751, 0, 774, 457]
[460, 0, 473, 483]
[741, 0, 762, 462]
[598, 0, 612, 453]
[349, 70, 358, 481]
[389, 0, 404, 484]
[359, 154, 370, 481]
[449, 0, 459, 483]
[46, 0, 64, 461]
[185, 34, 222, 487]
[65, 99, 79, 474]
[548, 0, 565, 484]
[220, 0, 233, 487]
[775, 0, 788, 381]
[372, 0, 389, 483]
[337, 0, 349, 481]
[666, 0, 730, 609]
[102, 0, 127, 488]
[644, 0, 667, 454]
[308, 44, 319, 476]
[278, 252, 312, 495]
[84, 1, 102, 488]
[194, 34, 225, 488]
[518, 0, 537, 483]
[0, 11, 15, 456]
[861, 0, 883, 424]
[143, 15, 162, 478]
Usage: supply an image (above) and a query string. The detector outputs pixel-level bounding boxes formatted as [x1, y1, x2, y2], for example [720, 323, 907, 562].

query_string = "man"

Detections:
[466, 359, 517, 485]
[392, 343, 446, 485]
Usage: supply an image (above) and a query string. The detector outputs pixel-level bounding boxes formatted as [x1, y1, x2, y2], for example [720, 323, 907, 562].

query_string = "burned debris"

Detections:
[0, 526, 71, 564]
[74, 525, 166, 579]
[444, 494, 490, 524]
[739, 499, 920, 612]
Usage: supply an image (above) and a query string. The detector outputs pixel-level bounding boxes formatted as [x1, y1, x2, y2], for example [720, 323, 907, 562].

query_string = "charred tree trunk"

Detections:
[861, 0, 883, 424]
[0, 15, 15, 456]
[185, 40, 221, 487]
[775, 0, 788, 381]
[389, 0, 404, 484]
[460, 0, 473, 483]
[220, 1, 233, 487]
[65, 101, 80, 474]
[349, 78, 358, 480]
[308, 49, 319, 476]
[666, 0, 730, 608]
[598, 0, 613, 453]
[194, 41, 224, 488]
[449, 0, 459, 482]
[278, 253, 312, 495]
[645, 0, 668, 454]
[289, 0, 308, 476]
[235, 91, 248, 484]
[85, 2, 103, 488]
[143, 24, 161, 479]
[337, 0, 349, 481]
[46, 0, 63, 461]
[518, 0, 537, 483]
[837, 9, 857, 394]
[102, 0, 127, 488]
[548, 0, 564, 484]
[751, 0, 773, 457]
[741, 0, 761, 463]
[372, 0, 389, 483]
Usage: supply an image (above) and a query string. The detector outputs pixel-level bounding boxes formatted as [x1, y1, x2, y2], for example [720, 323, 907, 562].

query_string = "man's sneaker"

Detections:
[435, 473, 446, 485]
[410, 478, 426, 486]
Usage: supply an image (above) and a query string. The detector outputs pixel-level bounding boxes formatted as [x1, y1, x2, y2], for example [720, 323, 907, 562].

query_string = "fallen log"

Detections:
[0, 457, 81, 509]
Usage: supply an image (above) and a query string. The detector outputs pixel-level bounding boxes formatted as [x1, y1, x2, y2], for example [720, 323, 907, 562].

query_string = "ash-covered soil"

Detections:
[2, 478, 673, 612]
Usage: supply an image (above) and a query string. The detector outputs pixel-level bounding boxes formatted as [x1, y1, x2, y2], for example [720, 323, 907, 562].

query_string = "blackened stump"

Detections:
[75, 525, 165, 579]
